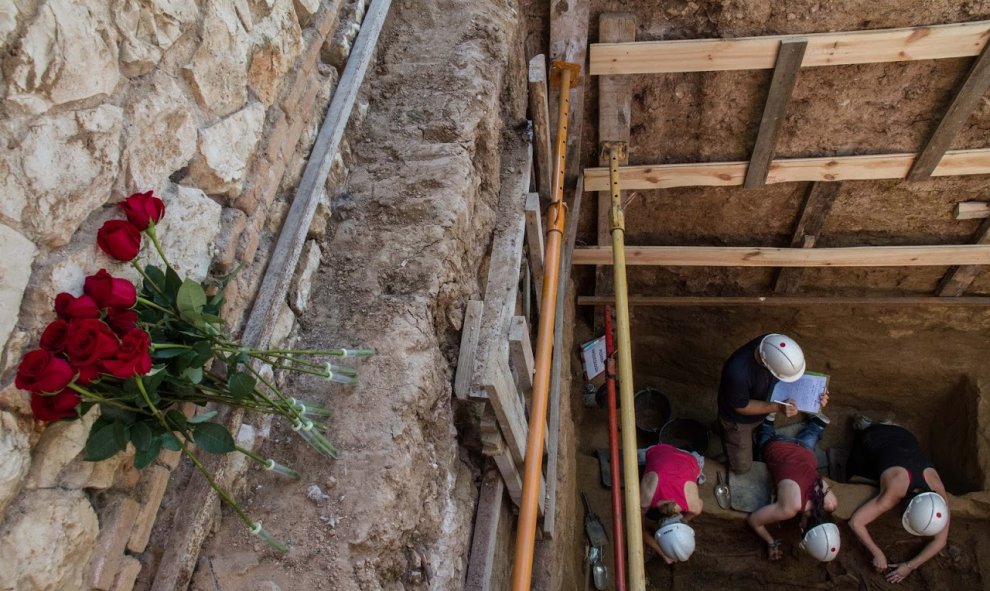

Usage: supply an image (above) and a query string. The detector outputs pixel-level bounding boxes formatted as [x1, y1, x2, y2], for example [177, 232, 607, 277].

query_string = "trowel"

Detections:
[581, 493, 609, 591]
[581, 493, 609, 548]
[715, 471, 732, 510]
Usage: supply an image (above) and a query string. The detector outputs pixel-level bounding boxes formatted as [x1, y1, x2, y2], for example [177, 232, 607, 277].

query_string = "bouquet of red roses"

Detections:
[15, 190, 371, 551]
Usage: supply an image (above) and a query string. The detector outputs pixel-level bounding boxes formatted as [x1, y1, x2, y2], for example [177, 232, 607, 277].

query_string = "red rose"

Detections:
[15, 350, 75, 393]
[119, 190, 165, 231]
[40, 320, 70, 353]
[84, 269, 136, 308]
[65, 318, 118, 369]
[54, 293, 100, 320]
[97, 220, 141, 261]
[30, 389, 81, 422]
[106, 308, 138, 335]
[103, 328, 152, 378]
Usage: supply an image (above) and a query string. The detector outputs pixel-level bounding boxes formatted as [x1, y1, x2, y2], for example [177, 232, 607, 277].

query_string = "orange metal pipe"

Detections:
[510, 63, 574, 591]
[604, 305, 627, 591]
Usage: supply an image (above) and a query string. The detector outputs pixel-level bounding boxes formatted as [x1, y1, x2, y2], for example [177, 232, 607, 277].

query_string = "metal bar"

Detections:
[604, 305, 627, 591]
[608, 144, 646, 590]
[511, 61, 576, 591]
[577, 295, 990, 306]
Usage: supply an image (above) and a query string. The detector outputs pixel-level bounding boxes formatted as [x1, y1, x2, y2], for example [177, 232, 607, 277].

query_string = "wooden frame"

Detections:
[590, 20, 990, 75]
[578, 295, 990, 306]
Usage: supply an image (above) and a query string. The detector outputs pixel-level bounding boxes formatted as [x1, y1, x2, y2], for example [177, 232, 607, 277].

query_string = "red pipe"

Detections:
[604, 305, 627, 591]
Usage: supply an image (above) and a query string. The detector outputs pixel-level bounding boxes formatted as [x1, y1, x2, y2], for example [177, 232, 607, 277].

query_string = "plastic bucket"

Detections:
[633, 388, 672, 433]
[659, 418, 710, 455]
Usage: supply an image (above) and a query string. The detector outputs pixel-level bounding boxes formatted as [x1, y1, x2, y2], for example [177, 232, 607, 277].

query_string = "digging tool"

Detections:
[582, 493, 609, 548]
[715, 471, 732, 509]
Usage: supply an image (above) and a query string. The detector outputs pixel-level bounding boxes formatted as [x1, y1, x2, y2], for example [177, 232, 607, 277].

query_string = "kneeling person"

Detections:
[746, 416, 840, 562]
[639, 443, 703, 563]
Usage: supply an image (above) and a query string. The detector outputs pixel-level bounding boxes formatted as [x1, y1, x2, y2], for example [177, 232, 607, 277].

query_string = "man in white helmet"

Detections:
[747, 415, 840, 562]
[847, 417, 950, 584]
[718, 334, 826, 474]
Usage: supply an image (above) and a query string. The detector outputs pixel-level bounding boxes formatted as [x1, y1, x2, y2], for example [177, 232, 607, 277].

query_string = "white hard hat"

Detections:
[759, 334, 806, 383]
[801, 522, 841, 562]
[655, 519, 695, 562]
[902, 492, 949, 536]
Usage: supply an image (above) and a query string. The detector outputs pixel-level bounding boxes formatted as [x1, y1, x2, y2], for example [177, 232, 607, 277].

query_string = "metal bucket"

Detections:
[633, 388, 672, 434]
[659, 418, 710, 455]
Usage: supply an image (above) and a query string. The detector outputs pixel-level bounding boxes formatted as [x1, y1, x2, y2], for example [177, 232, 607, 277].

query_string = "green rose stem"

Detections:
[235, 446, 301, 479]
[133, 376, 288, 553]
[144, 223, 173, 271]
[130, 262, 170, 301]
[135, 296, 174, 316]
[67, 383, 151, 414]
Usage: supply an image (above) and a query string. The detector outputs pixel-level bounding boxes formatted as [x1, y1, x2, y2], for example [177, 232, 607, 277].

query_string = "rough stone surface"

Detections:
[113, 0, 199, 77]
[0, 488, 99, 591]
[13, 105, 123, 246]
[269, 301, 295, 348]
[0, 411, 30, 519]
[0, 1, 18, 46]
[188, 102, 266, 198]
[0, 225, 36, 353]
[86, 495, 140, 590]
[290, 240, 321, 313]
[111, 556, 142, 591]
[123, 74, 198, 192]
[247, 0, 303, 105]
[4, 0, 120, 115]
[24, 406, 99, 489]
[144, 186, 223, 281]
[184, 2, 248, 117]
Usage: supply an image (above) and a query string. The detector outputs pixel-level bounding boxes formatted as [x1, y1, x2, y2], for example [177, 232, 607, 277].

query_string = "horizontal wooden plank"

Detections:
[590, 20, 990, 75]
[572, 244, 990, 267]
[582, 149, 990, 191]
[956, 201, 990, 219]
[578, 295, 990, 306]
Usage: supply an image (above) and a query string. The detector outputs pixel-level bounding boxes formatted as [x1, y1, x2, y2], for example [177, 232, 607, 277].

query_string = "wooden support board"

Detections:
[572, 244, 990, 267]
[525, 192, 545, 305]
[956, 201, 990, 219]
[529, 57, 553, 203]
[454, 300, 484, 399]
[464, 468, 505, 591]
[481, 408, 545, 513]
[589, 20, 990, 75]
[909, 40, 990, 180]
[596, 13, 636, 329]
[549, 0, 590, 189]
[582, 149, 990, 191]
[577, 295, 990, 306]
[479, 358, 532, 466]
[744, 39, 807, 189]
[509, 316, 535, 403]
[937, 217, 990, 296]
[775, 182, 841, 293]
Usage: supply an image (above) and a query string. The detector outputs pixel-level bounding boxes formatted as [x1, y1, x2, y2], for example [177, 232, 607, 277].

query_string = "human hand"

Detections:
[767, 539, 783, 561]
[871, 552, 888, 572]
[783, 399, 799, 417]
[820, 389, 830, 408]
[885, 563, 914, 583]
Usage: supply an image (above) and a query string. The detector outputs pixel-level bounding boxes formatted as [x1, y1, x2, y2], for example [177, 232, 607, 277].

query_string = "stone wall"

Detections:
[0, 1, 369, 589]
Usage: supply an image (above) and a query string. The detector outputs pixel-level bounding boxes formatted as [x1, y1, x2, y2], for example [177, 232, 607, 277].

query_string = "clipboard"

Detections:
[770, 371, 829, 413]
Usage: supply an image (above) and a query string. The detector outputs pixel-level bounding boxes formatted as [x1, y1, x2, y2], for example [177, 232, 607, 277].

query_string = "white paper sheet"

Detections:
[770, 371, 829, 413]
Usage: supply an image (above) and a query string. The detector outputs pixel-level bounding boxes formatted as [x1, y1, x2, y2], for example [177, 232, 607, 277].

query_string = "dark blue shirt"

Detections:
[717, 334, 777, 424]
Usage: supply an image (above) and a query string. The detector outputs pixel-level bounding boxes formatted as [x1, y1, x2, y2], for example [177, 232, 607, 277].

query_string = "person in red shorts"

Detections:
[747, 415, 841, 562]
[639, 443, 704, 563]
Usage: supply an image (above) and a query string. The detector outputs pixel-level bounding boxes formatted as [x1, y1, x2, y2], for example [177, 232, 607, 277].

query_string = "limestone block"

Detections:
[269, 301, 295, 348]
[111, 556, 142, 591]
[126, 465, 170, 553]
[184, 2, 249, 117]
[0, 382, 29, 416]
[5, 0, 119, 115]
[0, 411, 30, 518]
[293, 0, 319, 23]
[0, 488, 99, 591]
[144, 186, 223, 282]
[247, 0, 303, 105]
[214, 207, 249, 273]
[0, 1, 17, 45]
[123, 75, 198, 191]
[86, 495, 140, 590]
[18, 105, 124, 247]
[24, 405, 99, 489]
[290, 240, 321, 313]
[1, 329, 30, 374]
[0, 224, 36, 353]
[112, 0, 198, 77]
[188, 102, 266, 198]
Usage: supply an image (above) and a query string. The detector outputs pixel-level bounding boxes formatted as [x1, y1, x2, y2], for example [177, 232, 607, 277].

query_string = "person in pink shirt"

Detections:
[639, 443, 704, 563]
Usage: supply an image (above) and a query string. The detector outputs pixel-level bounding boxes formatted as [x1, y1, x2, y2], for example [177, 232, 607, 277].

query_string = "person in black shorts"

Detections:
[847, 416, 950, 584]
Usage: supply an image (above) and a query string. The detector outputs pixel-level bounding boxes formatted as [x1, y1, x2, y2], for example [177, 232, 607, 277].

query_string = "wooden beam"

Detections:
[549, 0, 590, 189]
[525, 192, 545, 303]
[937, 217, 990, 295]
[544, 177, 583, 538]
[956, 201, 990, 219]
[478, 358, 531, 466]
[481, 409, 545, 513]
[596, 13, 636, 331]
[572, 244, 990, 267]
[582, 149, 990, 191]
[775, 182, 841, 293]
[909, 40, 990, 180]
[589, 20, 990, 75]
[744, 39, 807, 189]
[454, 300, 484, 399]
[464, 467, 505, 591]
[578, 295, 990, 306]
[509, 316, 535, 403]
[529, 56, 553, 202]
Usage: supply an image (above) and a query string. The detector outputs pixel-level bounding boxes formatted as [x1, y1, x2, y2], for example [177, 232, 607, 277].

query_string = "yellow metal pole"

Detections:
[511, 60, 578, 591]
[608, 142, 646, 590]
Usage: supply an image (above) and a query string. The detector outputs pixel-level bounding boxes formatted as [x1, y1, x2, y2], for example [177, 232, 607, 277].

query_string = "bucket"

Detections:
[659, 418, 710, 455]
[633, 388, 672, 434]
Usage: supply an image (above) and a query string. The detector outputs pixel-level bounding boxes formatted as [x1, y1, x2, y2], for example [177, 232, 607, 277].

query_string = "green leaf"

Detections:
[177, 279, 207, 324]
[227, 372, 256, 399]
[193, 422, 235, 454]
[152, 347, 188, 359]
[134, 436, 162, 469]
[85, 421, 128, 462]
[144, 264, 166, 293]
[161, 432, 182, 451]
[183, 366, 203, 384]
[187, 410, 218, 424]
[191, 341, 214, 367]
[165, 267, 182, 298]
[165, 409, 188, 431]
[129, 422, 153, 452]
